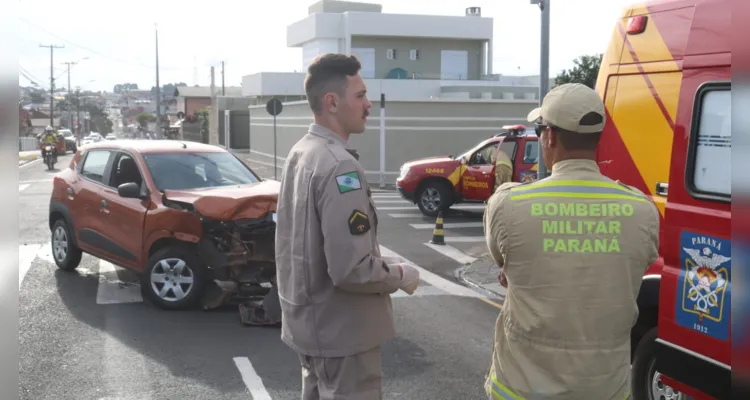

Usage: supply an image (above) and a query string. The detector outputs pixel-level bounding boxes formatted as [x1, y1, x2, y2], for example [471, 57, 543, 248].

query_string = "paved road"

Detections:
[18, 152, 504, 399]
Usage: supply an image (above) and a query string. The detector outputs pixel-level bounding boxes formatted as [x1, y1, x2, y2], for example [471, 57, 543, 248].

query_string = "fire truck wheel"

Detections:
[631, 326, 685, 400]
[416, 180, 452, 217]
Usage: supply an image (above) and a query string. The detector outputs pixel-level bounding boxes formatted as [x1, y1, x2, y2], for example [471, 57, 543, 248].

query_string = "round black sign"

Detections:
[266, 98, 283, 116]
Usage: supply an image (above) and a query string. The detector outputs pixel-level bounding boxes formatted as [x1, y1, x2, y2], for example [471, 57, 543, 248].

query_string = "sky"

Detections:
[17, 0, 635, 93]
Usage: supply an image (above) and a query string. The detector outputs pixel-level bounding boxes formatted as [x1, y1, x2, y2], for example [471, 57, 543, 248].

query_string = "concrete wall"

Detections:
[351, 36, 484, 80]
[246, 98, 537, 184]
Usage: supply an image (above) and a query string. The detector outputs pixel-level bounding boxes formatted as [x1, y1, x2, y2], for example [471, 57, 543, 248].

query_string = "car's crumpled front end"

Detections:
[161, 180, 280, 310]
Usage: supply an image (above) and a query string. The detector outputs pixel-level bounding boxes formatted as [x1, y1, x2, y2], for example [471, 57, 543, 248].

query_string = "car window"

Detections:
[499, 141, 518, 162]
[470, 143, 498, 165]
[523, 141, 539, 164]
[688, 84, 731, 199]
[80, 150, 112, 184]
[143, 151, 261, 191]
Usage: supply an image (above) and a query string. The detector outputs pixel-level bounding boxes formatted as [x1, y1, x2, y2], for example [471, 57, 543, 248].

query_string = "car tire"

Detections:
[140, 245, 207, 311]
[51, 219, 82, 271]
[416, 180, 453, 217]
[631, 327, 686, 400]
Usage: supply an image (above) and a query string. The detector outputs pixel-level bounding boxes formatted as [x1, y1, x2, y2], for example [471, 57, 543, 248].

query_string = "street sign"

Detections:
[266, 98, 284, 180]
[266, 98, 283, 116]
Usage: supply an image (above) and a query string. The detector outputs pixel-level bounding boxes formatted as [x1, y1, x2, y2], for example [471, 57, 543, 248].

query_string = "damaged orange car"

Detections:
[48, 140, 279, 317]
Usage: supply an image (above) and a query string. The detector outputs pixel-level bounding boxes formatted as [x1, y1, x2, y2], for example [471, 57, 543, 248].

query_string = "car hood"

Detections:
[162, 179, 280, 220]
[403, 156, 458, 168]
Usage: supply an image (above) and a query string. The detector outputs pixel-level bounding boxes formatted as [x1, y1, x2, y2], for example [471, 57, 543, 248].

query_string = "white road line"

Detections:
[19, 179, 52, 184]
[423, 243, 479, 265]
[371, 193, 401, 198]
[445, 236, 486, 243]
[373, 200, 413, 204]
[410, 222, 484, 229]
[387, 213, 426, 219]
[18, 184, 30, 192]
[19, 158, 42, 168]
[377, 205, 485, 211]
[233, 357, 273, 400]
[96, 260, 143, 304]
[380, 245, 481, 298]
[391, 285, 453, 297]
[19, 243, 42, 288]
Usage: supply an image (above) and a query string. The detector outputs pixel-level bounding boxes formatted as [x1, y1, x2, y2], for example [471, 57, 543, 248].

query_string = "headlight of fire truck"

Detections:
[398, 165, 410, 179]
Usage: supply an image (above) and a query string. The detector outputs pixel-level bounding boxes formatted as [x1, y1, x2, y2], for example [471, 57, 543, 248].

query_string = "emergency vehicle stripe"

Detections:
[490, 375, 633, 400]
[510, 180, 647, 202]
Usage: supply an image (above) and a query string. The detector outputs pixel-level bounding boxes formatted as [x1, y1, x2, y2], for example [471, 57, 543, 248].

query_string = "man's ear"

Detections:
[546, 127, 557, 148]
[324, 92, 338, 114]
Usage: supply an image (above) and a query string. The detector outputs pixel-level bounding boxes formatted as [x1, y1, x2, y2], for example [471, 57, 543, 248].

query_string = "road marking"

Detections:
[233, 357, 273, 400]
[410, 222, 484, 229]
[372, 200, 412, 204]
[19, 243, 42, 288]
[387, 213, 426, 218]
[371, 193, 401, 198]
[423, 243, 478, 265]
[19, 179, 52, 184]
[380, 245, 481, 299]
[391, 285, 458, 298]
[19, 158, 42, 168]
[445, 236, 485, 243]
[96, 260, 143, 304]
[377, 205, 484, 211]
[18, 184, 30, 192]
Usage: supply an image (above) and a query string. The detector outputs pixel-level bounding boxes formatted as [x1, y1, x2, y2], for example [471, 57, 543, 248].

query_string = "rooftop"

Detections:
[174, 86, 243, 98]
[81, 139, 225, 154]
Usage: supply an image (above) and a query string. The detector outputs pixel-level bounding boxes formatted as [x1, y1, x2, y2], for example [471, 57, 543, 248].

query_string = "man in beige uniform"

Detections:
[275, 53, 421, 400]
[492, 148, 514, 193]
[482, 83, 660, 400]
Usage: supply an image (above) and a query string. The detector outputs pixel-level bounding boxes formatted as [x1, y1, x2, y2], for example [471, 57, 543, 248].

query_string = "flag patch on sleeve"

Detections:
[336, 171, 362, 193]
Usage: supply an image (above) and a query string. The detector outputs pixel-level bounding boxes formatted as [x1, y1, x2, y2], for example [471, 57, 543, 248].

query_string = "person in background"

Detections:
[40, 126, 58, 161]
[483, 83, 660, 400]
[275, 53, 421, 400]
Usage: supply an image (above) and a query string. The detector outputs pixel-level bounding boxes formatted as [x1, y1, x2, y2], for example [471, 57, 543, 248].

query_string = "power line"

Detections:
[40, 43, 64, 126]
[20, 17, 189, 71]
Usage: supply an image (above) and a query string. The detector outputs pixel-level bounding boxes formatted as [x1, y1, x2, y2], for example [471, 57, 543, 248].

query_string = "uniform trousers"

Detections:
[298, 345, 383, 400]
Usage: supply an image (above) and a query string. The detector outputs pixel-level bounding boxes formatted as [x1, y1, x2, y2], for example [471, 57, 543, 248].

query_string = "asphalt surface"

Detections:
[18, 151, 505, 399]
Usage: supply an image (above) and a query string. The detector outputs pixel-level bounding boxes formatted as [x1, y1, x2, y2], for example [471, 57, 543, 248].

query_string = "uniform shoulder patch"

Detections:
[336, 171, 362, 193]
[348, 209, 370, 235]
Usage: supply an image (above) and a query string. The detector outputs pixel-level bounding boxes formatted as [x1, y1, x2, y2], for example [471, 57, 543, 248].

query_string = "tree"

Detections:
[136, 112, 154, 128]
[554, 54, 603, 89]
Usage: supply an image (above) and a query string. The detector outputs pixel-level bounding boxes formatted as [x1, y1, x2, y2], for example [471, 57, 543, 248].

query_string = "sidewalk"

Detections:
[240, 154, 397, 191]
[455, 253, 506, 299]
[18, 151, 40, 166]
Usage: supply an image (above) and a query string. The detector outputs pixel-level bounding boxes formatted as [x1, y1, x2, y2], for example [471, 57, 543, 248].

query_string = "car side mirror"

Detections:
[118, 182, 148, 200]
[460, 157, 467, 165]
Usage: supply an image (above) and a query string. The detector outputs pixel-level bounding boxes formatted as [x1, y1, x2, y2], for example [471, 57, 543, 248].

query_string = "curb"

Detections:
[454, 264, 506, 299]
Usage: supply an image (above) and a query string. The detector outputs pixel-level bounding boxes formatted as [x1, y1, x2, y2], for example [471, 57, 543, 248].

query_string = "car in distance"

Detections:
[48, 140, 279, 310]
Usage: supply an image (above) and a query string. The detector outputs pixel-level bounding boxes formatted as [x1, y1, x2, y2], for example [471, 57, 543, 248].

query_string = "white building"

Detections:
[242, 0, 546, 103]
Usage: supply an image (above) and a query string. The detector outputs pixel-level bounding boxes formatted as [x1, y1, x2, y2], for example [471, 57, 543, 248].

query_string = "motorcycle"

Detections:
[43, 145, 56, 170]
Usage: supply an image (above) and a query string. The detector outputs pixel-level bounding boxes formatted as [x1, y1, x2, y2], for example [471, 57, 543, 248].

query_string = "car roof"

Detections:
[80, 139, 226, 155]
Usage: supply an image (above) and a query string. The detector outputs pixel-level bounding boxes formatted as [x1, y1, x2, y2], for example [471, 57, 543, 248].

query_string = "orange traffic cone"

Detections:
[429, 212, 446, 245]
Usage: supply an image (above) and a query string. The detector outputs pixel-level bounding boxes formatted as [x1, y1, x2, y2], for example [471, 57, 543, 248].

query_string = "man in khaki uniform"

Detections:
[482, 83, 660, 400]
[492, 148, 513, 193]
[275, 53, 421, 400]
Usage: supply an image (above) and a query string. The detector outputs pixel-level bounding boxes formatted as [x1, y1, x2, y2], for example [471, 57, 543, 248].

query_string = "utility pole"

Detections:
[530, 0, 550, 179]
[210, 66, 216, 144]
[221, 61, 225, 95]
[40, 43, 64, 126]
[75, 87, 81, 139]
[155, 24, 162, 139]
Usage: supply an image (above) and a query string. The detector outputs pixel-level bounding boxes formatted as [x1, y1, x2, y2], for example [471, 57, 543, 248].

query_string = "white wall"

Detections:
[242, 73, 307, 97]
[302, 39, 341, 70]
[287, 12, 493, 48]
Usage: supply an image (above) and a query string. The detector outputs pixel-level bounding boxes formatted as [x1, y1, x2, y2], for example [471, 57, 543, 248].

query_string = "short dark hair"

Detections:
[549, 111, 603, 151]
[304, 53, 362, 115]
[551, 125, 602, 151]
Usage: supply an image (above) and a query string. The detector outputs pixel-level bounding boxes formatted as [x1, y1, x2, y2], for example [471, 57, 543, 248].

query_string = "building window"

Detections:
[409, 49, 421, 60]
[386, 49, 397, 60]
[686, 82, 731, 201]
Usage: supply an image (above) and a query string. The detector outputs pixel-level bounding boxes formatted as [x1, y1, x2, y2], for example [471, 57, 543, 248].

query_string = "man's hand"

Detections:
[498, 268, 508, 288]
[398, 264, 420, 295]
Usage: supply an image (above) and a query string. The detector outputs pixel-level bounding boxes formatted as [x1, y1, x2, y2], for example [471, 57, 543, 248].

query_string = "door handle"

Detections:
[67, 187, 74, 199]
[101, 199, 108, 208]
[655, 182, 668, 196]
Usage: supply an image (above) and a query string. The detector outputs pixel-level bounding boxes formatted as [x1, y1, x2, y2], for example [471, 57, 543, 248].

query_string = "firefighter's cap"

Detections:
[526, 83, 606, 134]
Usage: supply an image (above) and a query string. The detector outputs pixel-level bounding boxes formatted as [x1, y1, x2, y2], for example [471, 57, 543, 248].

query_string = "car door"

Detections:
[73, 149, 116, 260]
[97, 151, 151, 271]
[516, 138, 540, 183]
[461, 141, 497, 200]
[655, 80, 732, 398]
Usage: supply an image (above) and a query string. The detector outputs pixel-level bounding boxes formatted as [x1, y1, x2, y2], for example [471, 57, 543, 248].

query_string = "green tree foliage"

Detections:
[554, 54, 603, 89]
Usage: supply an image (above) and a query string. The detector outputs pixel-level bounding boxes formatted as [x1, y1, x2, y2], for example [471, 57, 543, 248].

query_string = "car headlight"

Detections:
[398, 165, 410, 179]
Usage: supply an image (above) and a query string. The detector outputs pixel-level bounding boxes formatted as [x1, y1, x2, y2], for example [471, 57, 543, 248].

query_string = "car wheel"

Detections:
[140, 245, 207, 311]
[631, 327, 686, 400]
[51, 219, 82, 271]
[416, 181, 453, 217]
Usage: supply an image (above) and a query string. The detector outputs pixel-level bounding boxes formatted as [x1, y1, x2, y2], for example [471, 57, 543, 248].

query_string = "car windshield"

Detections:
[142, 151, 261, 191]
